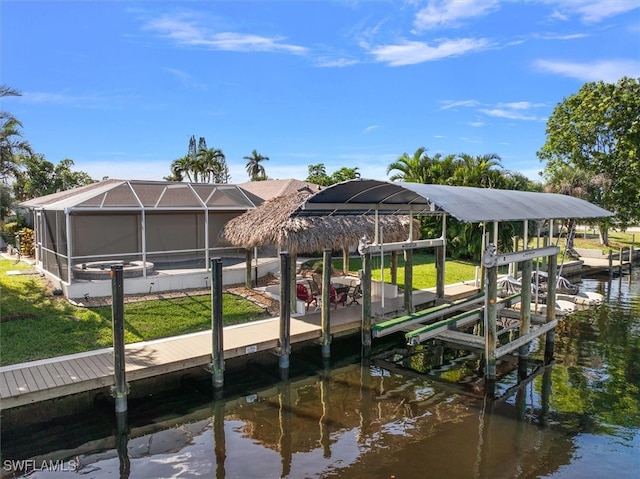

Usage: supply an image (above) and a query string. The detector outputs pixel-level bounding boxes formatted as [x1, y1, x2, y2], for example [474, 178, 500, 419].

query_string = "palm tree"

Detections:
[244, 150, 269, 181]
[386, 147, 435, 183]
[1, 85, 32, 183]
[196, 147, 226, 183]
[167, 155, 194, 182]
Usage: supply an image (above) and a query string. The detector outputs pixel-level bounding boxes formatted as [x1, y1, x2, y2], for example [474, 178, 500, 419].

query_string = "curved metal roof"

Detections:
[294, 179, 613, 223]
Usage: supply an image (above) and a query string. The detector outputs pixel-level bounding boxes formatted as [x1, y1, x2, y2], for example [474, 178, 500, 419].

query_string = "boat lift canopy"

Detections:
[293, 179, 613, 223]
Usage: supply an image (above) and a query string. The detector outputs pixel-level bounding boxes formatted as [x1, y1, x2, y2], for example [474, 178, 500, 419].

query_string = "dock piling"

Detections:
[544, 254, 557, 363]
[361, 252, 372, 347]
[321, 249, 332, 358]
[279, 252, 292, 369]
[110, 264, 127, 414]
[211, 257, 225, 388]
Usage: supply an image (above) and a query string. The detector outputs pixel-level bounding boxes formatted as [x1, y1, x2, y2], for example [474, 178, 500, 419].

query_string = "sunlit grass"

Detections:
[0, 258, 269, 365]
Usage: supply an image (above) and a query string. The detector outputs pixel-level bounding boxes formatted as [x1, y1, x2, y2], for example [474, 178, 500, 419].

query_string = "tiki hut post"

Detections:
[342, 246, 349, 275]
[244, 248, 252, 289]
[321, 249, 332, 358]
[361, 251, 372, 347]
[290, 251, 298, 312]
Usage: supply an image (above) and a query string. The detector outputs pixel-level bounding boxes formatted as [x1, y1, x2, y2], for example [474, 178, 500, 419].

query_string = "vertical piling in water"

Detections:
[609, 249, 613, 277]
[435, 245, 445, 299]
[631, 234, 635, 268]
[210, 257, 224, 388]
[279, 252, 292, 369]
[485, 264, 498, 382]
[519, 260, 533, 357]
[321, 249, 332, 358]
[362, 252, 372, 347]
[110, 265, 127, 414]
[403, 249, 413, 314]
[619, 247, 624, 274]
[544, 254, 557, 364]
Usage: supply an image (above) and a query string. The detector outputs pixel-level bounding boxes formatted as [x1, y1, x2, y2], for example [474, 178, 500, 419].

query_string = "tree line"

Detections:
[1, 77, 638, 251]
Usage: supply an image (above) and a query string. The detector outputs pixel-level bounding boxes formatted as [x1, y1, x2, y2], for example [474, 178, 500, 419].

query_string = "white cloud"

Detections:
[549, 0, 640, 24]
[439, 99, 480, 110]
[413, 0, 500, 31]
[468, 120, 485, 127]
[145, 14, 307, 55]
[163, 68, 207, 90]
[21, 91, 137, 109]
[315, 57, 359, 68]
[480, 102, 547, 121]
[364, 125, 380, 133]
[534, 59, 640, 82]
[369, 38, 489, 66]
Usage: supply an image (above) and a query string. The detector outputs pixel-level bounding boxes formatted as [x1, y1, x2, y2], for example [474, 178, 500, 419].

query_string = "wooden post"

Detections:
[404, 249, 413, 313]
[544, 254, 557, 364]
[245, 249, 252, 288]
[609, 249, 613, 277]
[518, 260, 532, 357]
[279, 252, 291, 369]
[342, 247, 349, 275]
[619, 247, 624, 274]
[631, 234, 635, 268]
[110, 264, 127, 414]
[362, 252, 372, 347]
[211, 257, 224, 388]
[321, 249, 332, 358]
[485, 265, 498, 381]
[436, 245, 445, 300]
[290, 252, 297, 313]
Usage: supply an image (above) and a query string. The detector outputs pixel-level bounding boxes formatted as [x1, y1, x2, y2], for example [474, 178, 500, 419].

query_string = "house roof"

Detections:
[236, 179, 323, 204]
[294, 179, 613, 223]
[20, 179, 257, 212]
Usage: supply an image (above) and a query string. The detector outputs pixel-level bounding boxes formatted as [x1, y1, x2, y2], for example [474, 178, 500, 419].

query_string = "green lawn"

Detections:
[0, 258, 269, 365]
[327, 252, 480, 290]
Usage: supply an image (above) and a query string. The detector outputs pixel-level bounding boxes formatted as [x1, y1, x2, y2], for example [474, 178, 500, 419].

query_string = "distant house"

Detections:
[19, 179, 319, 300]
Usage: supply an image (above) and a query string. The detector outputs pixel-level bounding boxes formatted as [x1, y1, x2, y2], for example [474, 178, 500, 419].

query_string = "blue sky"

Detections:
[3, 0, 639, 184]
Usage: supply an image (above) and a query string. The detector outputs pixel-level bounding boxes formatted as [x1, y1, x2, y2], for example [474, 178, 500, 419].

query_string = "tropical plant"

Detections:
[538, 77, 640, 233]
[244, 150, 269, 181]
[13, 155, 94, 201]
[0, 85, 32, 183]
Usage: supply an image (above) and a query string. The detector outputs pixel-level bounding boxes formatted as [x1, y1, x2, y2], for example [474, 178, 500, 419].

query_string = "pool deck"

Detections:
[1, 286, 476, 410]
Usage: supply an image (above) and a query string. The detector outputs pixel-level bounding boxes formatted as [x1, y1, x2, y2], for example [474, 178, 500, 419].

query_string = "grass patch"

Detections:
[0, 258, 269, 365]
[325, 252, 480, 290]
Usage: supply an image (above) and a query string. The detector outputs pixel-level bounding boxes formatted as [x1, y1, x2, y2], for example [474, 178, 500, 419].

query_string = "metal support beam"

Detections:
[484, 264, 498, 381]
[483, 246, 560, 268]
[211, 257, 224, 388]
[362, 238, 445, 254]
[519, 260, 533, 357]
[404, 249, 413, 314]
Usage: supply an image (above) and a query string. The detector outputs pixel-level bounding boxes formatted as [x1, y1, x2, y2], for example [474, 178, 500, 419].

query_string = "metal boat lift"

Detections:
[293, 179, 613, 385]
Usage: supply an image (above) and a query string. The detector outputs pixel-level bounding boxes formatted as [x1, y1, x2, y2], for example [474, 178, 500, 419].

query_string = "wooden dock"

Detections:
[0, 282, 482, 410]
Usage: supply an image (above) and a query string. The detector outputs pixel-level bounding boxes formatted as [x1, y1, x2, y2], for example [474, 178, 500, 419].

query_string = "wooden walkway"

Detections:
[0, 285, 478, 410]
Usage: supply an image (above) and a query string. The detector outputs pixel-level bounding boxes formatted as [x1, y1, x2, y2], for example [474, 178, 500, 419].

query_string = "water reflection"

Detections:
[1, 270, 638, 478]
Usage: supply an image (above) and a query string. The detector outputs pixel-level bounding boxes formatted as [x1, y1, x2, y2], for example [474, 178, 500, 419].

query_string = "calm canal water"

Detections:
[1, 269, 639, 479]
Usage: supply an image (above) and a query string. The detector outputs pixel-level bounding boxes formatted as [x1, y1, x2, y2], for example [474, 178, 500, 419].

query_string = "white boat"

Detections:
[556, 291, 604, 306]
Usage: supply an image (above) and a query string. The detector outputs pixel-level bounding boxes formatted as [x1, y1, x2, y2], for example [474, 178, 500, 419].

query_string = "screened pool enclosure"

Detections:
[20, 180, 278, 298]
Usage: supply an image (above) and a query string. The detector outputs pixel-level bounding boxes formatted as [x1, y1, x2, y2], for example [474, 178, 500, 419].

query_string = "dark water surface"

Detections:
[1, 270, 639, 478]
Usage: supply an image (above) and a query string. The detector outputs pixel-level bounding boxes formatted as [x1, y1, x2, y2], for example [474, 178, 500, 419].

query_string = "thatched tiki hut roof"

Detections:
[221, 191, 421, 255]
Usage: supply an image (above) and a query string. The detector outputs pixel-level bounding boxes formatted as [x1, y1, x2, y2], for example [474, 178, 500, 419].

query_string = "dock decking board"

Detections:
[0, 284, 481, 410]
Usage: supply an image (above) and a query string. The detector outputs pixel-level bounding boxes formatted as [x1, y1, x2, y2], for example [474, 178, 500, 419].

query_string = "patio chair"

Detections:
[346, 282, 362, 306]
[296, 283, 317, 311]
[330, 285, 346, 308]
